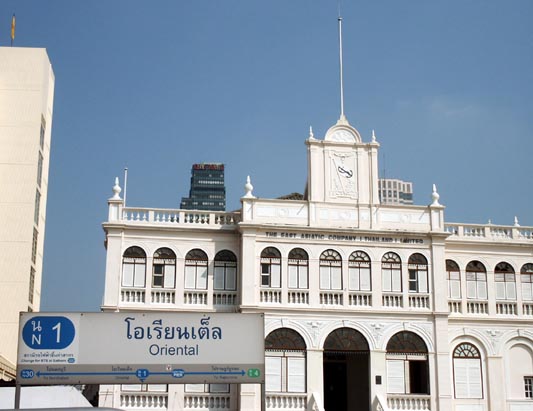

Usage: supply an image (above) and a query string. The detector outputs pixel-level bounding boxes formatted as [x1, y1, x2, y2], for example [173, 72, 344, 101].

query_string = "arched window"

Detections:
[495, 262, 516, 301]
[382, 252, 402, 293]
[324, 328, 369, 352]
[453, 343, 482, 399]
[521, 264, 533, 301]
[261, 247, 281, 288]
[408, 253, 428, 293]
[184, 249, 208, 290]
[122, 246, 146, 288]
[265, 328, 306, 393]
[446, 260, 461, 299]
[386, 331, 429, 395]
[288, 248, 308, 289]
[349, 251, 371, 291]
[320, 250, 342, 290]
[214, 250, 237, 291]
[152, 248, 176, 288]
[466, 261, 487, 300]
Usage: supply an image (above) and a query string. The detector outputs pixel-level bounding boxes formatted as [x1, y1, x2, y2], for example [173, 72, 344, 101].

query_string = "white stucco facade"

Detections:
[0, 47, 54, 380]
[100, 119, 533, 411]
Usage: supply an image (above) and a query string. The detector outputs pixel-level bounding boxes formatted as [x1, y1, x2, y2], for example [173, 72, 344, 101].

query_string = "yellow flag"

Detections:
[11, 14, 15, 42]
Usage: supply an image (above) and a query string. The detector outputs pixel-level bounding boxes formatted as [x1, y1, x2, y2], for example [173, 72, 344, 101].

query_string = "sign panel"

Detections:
[17, 312, 264, 385]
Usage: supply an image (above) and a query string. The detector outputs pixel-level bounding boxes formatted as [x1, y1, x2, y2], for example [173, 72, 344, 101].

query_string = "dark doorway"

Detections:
[323, 328, 370, 411]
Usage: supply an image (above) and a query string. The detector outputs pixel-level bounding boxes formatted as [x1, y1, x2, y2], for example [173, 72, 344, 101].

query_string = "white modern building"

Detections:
[378, 178, 413, 205]
[99, 110, 533, 410]
[0, 47, 54, 380]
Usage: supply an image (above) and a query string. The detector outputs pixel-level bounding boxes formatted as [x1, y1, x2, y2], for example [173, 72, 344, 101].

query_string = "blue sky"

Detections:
[2, 1, 532, 311]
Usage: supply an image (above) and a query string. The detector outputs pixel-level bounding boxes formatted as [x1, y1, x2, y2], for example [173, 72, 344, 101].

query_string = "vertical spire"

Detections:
[338, 15, 346, 122]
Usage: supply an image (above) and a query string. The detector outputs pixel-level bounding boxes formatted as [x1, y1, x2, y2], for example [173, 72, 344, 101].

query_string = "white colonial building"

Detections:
[99, 115, 533, 411]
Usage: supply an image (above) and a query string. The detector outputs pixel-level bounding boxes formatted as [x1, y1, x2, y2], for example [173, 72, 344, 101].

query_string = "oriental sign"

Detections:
[264, 231, 425, 244]
[17, 312, 264, 385]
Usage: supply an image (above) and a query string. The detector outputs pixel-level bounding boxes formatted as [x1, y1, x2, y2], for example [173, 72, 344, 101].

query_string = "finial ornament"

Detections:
[309, 126, 315, 140]
[112, 177, 122, 200]
[431, 184, 441, 206]
[514, 216, 520, 227]
[243, 175, 255, 199]
[372, 129, 376, 142]
[488, 219, 492, 225]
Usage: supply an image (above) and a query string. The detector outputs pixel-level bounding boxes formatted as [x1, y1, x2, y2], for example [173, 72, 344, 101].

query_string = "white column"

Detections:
[240, 231, 258, 307]
[239, 383, 261, 411]
[369, 349, 387, 404]
[486, 356, 505, 411]
[306, 348, 324, 400]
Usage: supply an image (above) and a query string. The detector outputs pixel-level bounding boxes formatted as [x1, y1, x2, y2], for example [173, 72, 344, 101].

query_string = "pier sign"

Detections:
[17, 312, 264, 385]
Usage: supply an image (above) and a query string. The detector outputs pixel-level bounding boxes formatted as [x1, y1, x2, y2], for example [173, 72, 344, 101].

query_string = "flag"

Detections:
[11, 14, 15, 44]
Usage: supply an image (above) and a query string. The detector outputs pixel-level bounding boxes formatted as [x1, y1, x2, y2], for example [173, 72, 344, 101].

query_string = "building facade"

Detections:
[0, 47, 54, 380]
[180, 163, 226, 211]
[100, 117, 533, 411]
[378, 178, 413, 205]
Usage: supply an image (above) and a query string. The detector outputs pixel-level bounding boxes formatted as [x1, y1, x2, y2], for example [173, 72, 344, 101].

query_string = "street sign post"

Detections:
[17, 312, 264, 386]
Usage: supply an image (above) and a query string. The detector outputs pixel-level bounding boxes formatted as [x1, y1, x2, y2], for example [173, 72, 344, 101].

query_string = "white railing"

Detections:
[448, 300, 462, 314]
[349, 292, 372, 307]
[408, 294, 430, 309]
[444, 223, 533, 242]
[120, 393, 168, 409]
[266, 393, 307, 410]
[288, 290, 309, 305]
[320, 291, 343, 306]
[523, 303, 533, 315]
[183, 394, 231, 409]
[151, 289, 175, 304]
[387, 394, 430, 410]
[121, 288, 145, 303]
[121, 207, 240, 228]
[496, 301, 517, 315]
[184, 290, 208, 305]
[467, 300, 488, 314]
[213, 291, 237, 306]
[383, 293, 403, 308]
[261, 289, 282, 303]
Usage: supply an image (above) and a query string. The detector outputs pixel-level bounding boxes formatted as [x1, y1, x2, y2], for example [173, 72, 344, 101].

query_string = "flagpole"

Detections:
[11, 14, 15, 47]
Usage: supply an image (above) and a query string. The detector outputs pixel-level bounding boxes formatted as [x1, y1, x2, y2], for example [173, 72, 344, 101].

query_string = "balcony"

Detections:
[183, 393, 231, 410]
[444, 223, 533, 243]
[387, 394, 430, 411]
[120, 392, 168, 409]
[266, 393, 307, 410]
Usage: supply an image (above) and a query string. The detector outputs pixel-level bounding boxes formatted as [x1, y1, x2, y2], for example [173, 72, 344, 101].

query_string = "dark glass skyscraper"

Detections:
[180, 163, 226, 211]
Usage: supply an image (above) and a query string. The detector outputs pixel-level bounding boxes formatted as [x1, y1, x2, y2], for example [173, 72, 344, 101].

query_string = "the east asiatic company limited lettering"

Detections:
[265, 231, 424, 244]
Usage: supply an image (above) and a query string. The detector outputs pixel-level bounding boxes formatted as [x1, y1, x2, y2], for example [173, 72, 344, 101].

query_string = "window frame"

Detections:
[260, 247, 281, 288]
[382, 252, 402, 293]
[446, 260, 461, 299]
[408, 253, 428, 294]
[521, 264, 533, 302]
[288, 248, 309, 289]
[453, 343, 483, 399]
[184, 249, 208, 290]
[152, 248, 176, 289]
[348, 251, 371, 291]
[494, 262, 516, 301]
[319, 249, 342, 290]
[466, 261, 487, 300]
[122, 246, 147, 288]
[214, 250, 237, 291]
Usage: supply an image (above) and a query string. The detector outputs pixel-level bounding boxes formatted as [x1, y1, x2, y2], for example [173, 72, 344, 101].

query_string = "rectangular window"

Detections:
[37, 152, 43, 187]
[40, 115, 46, 149]
[29, 267, 35, 304]
[266, 354, 306, 393]
[31, 228, 38, 264]
[387, 359, 406, 394]
[185, 384, 229, 393]
[121, 384, 168, 392]
[522, 274, 533, 301]
[454, 358, 482, 399]
[495, 273, 516, 300]
[34, 189, 41, 226]
[447, 271, 461, 299]
[349, 266, 371, 291]
[525, 377, 533, 398]
[466, 272, 487, 300]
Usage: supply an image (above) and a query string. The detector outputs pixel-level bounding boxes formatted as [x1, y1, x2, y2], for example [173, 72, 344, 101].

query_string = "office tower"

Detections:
[0, 47, 54, 380]
[379, 178, 414, 205]
[180, 163, 226, 211]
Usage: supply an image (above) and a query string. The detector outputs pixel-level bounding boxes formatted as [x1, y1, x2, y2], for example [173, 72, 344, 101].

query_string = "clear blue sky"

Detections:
[2, 1, 532, 311]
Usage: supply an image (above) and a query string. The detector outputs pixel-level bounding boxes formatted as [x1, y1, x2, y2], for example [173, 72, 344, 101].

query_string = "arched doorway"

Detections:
[323, 328, 370, 411]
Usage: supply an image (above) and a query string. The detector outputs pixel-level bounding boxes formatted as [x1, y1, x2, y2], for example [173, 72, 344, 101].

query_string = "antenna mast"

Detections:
[338, 15, 346, 122]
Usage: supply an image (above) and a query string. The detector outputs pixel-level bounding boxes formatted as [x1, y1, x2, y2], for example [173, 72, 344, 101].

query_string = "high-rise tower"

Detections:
[180, 163, 226, 211]
[0, 47, 55, 380]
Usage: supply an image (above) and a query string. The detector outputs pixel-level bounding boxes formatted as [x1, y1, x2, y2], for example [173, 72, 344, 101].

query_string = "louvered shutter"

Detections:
[387, 360, 405, 394]
[287, 357, 305, 393]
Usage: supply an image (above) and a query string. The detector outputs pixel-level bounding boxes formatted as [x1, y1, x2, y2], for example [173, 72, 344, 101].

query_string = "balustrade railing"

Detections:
[151, 289, 175, 304]
[444, 223, 533, 242]
[213, 291, 237, 306]
[288, 290, 309, 305]
[184, 290, 208, 305]
[348, 292, 372, 307]
[120, 393, 168, 409]
[523, 303, 533, 316]
[320, 291, 343, 306]
[448, 300, 462, 314]
[266, 393, 307, 410]
[121, 288, 145, 303]
[261, 289, 282, 304]
[496, 301, 517, 315]
[387, 394, 430, 411]
[121, 207, 240, 228]
[383, 293, 403, 308]
[408, 294, 430, 309]
[467, 300, 488, 314]
[183, 394, 231, 410]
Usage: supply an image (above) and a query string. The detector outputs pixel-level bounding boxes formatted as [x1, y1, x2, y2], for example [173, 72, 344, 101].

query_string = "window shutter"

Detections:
[522, 283, 533, 301]
[184, 266, 196, 289]
[387, 360, 405, 394]
[392, 270, 402, 292]
[287, 357, 306, 393]
[210, 384, 229, 393]
[382, 270, 392, 292]
[468, 359, 482, 398]
[214, 266, 225, 290]
[197, 266, 208, 289]
[271, 264, 281, 288]
[299, 266, 308, 289]
[122, 263, 134, 287]
[266, 357, 282, 392]
[164, 265, 175, 288]
[288, 265, 298, 288]
[467, 280, 476, 299]
[185, 384, 205, 393]
[419, 271, 428, 293]
[332, 267, 342, 290]
[477, 281, 487, 300]
[506, 281, 516, 300]
[226, 267, 236, 290]
[454, 358, 482, 399]
[360, 268, 371, 291]
[495, 282, 506, 300]
[451, 280, 461, 299]
[320, 266, 331, 289]
[349, 268, 359, 290]
[133, 264, 146, 287]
